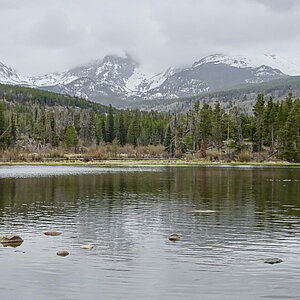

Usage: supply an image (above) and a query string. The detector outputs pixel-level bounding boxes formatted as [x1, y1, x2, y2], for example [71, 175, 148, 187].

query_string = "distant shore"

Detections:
[1, 159, 299, 167]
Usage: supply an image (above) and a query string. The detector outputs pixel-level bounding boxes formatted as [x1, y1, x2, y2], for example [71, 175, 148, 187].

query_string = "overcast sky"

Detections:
[1, 0, 300, 75]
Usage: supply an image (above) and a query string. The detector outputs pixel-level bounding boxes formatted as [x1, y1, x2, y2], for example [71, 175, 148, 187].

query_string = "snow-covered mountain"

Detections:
[1, 53, 299, 106]
[0, 61, 29, 85]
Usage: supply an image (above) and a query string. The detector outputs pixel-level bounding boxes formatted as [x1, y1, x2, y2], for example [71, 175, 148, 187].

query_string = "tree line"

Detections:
[0, 86, 299, 162]
[163, 93, 299, 162]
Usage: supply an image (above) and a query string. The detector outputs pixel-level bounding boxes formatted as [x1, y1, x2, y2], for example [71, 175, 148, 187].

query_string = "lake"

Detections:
[0, 165, 299, 299]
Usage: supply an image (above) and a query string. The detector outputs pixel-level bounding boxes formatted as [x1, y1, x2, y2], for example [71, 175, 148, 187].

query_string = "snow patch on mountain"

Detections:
[193, 54, 256, 69]
[125, 67, 179, 96]
[0, 61, 29, 85]
[260, 54, 300, 76]
[193, 53, 300, 76]
[0, 52, 299, 107]
[28, 72, 79, 87]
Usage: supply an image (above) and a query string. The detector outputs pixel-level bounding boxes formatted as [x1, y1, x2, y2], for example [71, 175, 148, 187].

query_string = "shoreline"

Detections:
[0, 159, 299, 167]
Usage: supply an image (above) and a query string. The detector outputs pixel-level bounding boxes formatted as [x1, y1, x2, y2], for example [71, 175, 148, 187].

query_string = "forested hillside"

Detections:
[0, 84, 299, 162]
[130, 76, 300, 113]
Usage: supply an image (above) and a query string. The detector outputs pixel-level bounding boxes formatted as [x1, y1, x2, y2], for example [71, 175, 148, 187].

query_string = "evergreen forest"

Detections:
[0, 84, 299, 162]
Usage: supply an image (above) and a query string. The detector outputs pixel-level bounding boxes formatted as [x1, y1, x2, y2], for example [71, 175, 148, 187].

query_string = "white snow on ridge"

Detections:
[29, 73, 79, 87]
[125, 67, 175, 94]
[1, 52, 300, 100]
[193, 54, 257, 69]
[260, 54, 300, 76]
[193, 53, 300, 76]
[125, 68, 147, 92]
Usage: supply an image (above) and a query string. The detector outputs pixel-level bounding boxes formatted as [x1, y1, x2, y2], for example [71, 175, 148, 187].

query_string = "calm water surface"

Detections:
[0, 165, 299, 299]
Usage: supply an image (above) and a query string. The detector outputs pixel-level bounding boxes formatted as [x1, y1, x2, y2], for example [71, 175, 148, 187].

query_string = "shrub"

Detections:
[206, 149, 222, 161]
[238, 151, 251, 162]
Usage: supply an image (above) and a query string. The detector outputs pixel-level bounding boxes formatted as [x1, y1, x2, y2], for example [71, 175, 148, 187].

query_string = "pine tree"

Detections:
[10, 113, 17, 148]
[74, 113, 81, 135]
[49, 112, 56, 147]
[200, 139, 206, 158]
[118, 112, 126, 146]
[127, 115, 139, 147]
[212, 101, 224, 151]
[0, 102, 8, 148]
[88, 111, 96, 142]
[199, 104, 213, 147]
[281, 100, 300, 162]
[253, 94, 265, 152]
[230, 103, 244, 147]
[164, 125, 174, 155]
[101, 118, 107, 143]
[63, 125, 78, 149]
[112, 137, 120, 157]
[264, 97, 276, 151]
[107, 104, 114, 143]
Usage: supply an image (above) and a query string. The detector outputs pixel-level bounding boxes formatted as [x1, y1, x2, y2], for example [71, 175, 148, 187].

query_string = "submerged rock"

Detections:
[169, 234, 180, 242]
[264, 258, 283, 264]
[80, 244, 94, 250]
[188, 210, 216, 213]
[44, 231, 61, 236]
[57, 250, 69, 257]
[1, 234, 24, 247]
[14, 250, 26, 253]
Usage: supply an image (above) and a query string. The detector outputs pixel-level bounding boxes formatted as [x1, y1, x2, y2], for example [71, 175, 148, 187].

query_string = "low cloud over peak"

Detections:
[1, 0, 300, 76]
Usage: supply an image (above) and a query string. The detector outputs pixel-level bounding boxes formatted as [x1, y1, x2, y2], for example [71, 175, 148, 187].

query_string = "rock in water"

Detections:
[44, 232, 61, 236]
[264, 258, 283, 264]
[80, 244, 94, 250]
[168, 234, 180, 242]
[57, 250, 69, 257]
[188, 210, 216, 213]
[1, 234, 24, 247]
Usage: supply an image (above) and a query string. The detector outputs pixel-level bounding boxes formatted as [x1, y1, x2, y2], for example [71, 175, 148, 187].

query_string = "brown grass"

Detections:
[238, 150, 251, 162]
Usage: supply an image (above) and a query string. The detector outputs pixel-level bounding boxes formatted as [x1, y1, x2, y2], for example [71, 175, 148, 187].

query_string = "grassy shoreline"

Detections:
[0, 159, 299, 167]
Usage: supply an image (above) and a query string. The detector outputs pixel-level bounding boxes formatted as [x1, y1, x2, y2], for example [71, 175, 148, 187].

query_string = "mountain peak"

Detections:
[0, 53, 297, 107]
[0, 61, 23, 84]
[192, 54, 255, 69]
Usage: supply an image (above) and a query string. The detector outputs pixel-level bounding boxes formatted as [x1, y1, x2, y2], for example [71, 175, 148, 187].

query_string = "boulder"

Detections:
[1, 234, 24, 247]
[44, 232, 61, 236]
[168, 234, 180, 242]
[264, 258, 283, 264]
[80, 244, 94, 250]
[57, 250, 69, 257]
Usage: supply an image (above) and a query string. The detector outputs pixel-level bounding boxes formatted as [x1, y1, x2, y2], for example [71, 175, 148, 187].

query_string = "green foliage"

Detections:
[0, 84, 298, 163]
[0, 102, 8, 148]
[199, 103, 213, 146]
[118, 112, 126, 146]
[10, 113, 17, 147]
[107, 104, 114, 143]
[253, 94, 265, 151]
[280, 99, 300, 162]
[183, 134, 192, 151]
[112, 137, 120, 156]
[164, 125, 174, 154]
[125, 111, 142, 147]
[63, 125, 78, 149]
[0, 83, 107, 113]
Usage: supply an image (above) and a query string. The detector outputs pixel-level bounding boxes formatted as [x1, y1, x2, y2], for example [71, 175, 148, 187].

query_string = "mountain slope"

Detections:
[126, 76, 300, 113]
[0, 83, 107, 113]
[0, 53, 298, 107]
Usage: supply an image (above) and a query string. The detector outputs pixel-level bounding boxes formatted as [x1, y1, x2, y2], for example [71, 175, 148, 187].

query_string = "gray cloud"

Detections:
[0, 0, 300, 75]
[253, 0, 300, 11]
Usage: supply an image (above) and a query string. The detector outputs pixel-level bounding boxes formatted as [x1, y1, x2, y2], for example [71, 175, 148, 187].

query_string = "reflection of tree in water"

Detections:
[0, 167, 299, 236]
